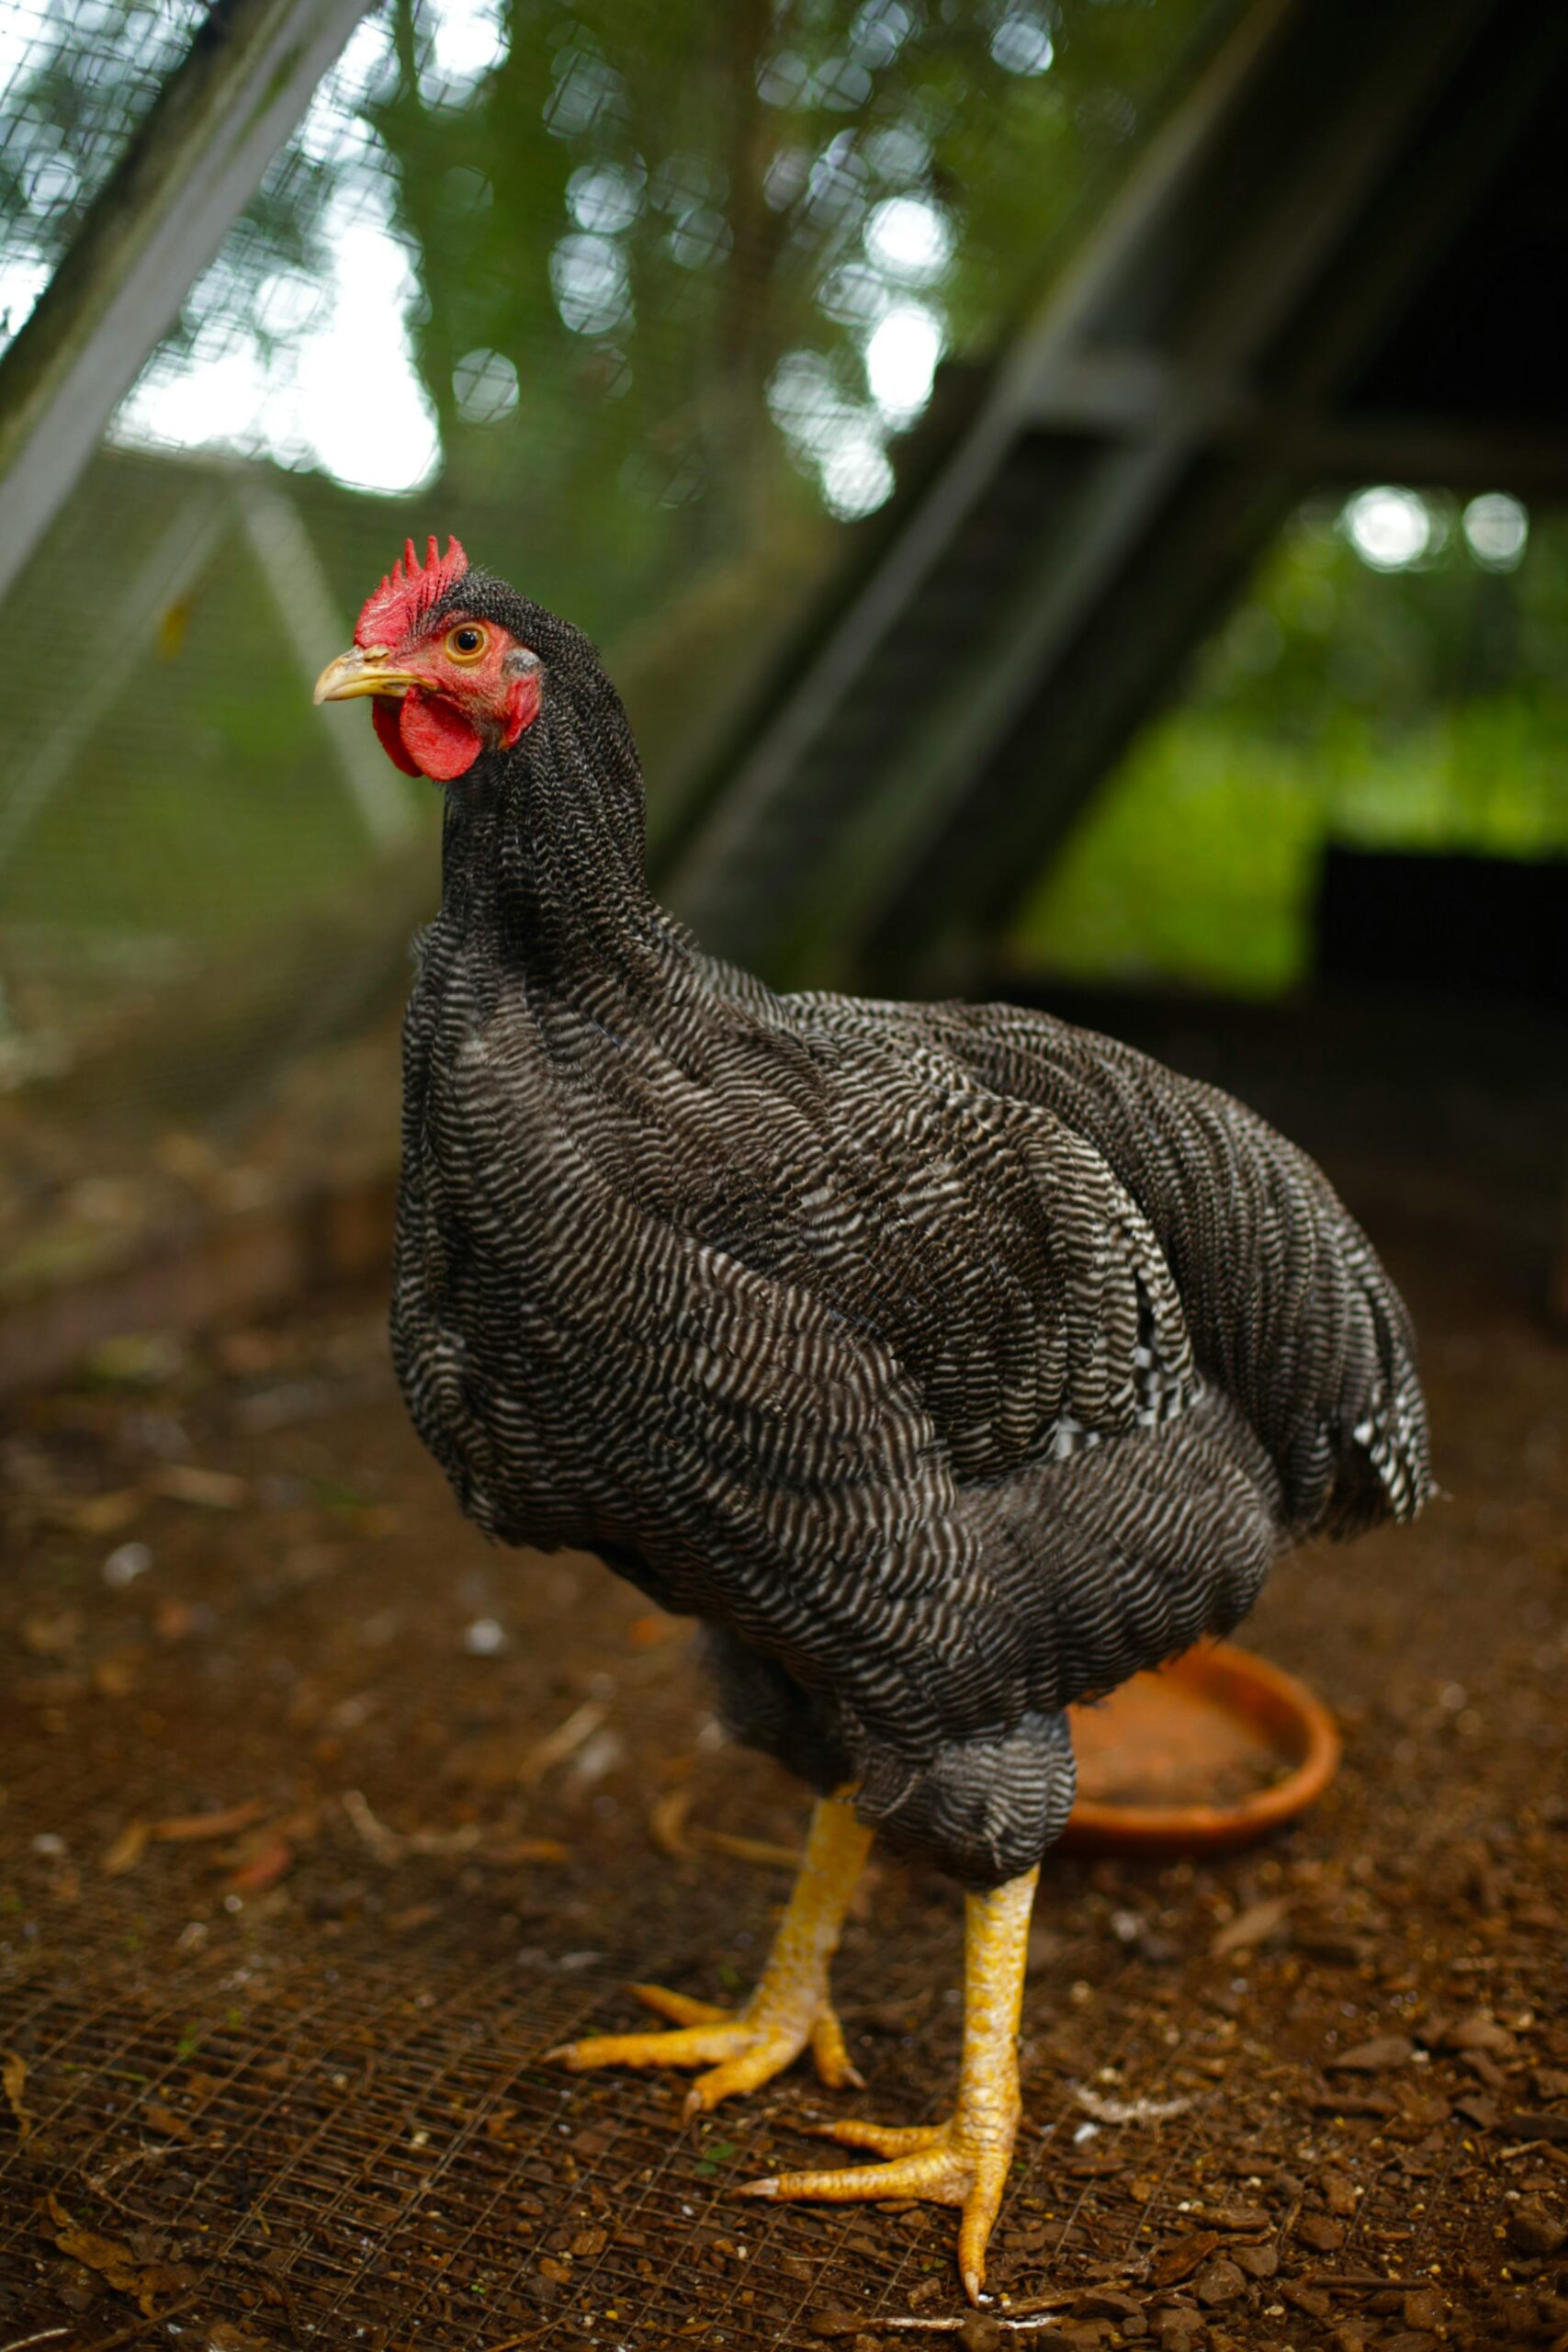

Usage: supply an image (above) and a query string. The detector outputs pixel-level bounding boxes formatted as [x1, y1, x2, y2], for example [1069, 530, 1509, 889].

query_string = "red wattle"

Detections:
[399, 691, 484, 781]
[502, 671, 542, 747]
[372, 695, 422, 775]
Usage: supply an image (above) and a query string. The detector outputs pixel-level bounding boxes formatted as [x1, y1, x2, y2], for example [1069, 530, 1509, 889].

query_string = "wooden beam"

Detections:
[663, 0, 1299, 957]
[1018, 357, 1568, 493]
[881, 0, 1568, 980]
[0, 0, 370, 608]
[238, 480, 417, 849]
[841, 0, 1497, 985]
[667, 0, 1505, 977]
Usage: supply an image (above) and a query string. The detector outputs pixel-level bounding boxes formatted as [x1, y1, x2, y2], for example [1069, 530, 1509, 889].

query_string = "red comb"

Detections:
[355, 535, 469, 649]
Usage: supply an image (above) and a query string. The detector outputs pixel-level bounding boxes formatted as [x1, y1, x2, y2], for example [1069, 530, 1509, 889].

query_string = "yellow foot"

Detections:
[548, 1794, 874, 2120]
[739, 2108, 1017, 2306]
[547, 1978, 863, 2119]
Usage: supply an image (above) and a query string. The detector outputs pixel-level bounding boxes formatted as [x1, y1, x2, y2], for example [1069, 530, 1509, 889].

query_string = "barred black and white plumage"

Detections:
[388, 570, 1432, 1891]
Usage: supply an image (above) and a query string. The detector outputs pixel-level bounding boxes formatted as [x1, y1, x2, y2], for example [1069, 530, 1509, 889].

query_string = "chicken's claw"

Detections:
[547, 1795, 874, 2117]
[625, 1981, 729, 2027]
[739, 2107, 1016, 2305]
[546, 1976, 860, 2116]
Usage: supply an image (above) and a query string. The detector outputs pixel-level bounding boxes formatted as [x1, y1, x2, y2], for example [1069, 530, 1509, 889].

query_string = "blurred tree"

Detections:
[1, 0, 1219, 573]
[364, 0, 1218, 597]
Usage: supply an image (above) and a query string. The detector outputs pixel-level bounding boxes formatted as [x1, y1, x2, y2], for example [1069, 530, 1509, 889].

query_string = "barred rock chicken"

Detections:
[316, 537, 1431, 2302]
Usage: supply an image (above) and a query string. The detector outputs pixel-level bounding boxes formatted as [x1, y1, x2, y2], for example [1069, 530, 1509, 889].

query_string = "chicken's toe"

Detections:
[807, 2114, 948, 2156]
[547, 1982, 859, 2112]
[545, 2013, 739, 2075]
[547, 1796, 871, 2111]
[739, 2110, 1013, 2304]
[627, 1981, 731, 2027]
[807, 2007, 865, 2090]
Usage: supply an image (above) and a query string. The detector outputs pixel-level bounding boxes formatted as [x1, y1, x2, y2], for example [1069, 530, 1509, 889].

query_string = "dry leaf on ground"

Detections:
[223, 1830, 295, 1893]
[101, 1819, 152, 1875]
[3, 2051, 35, 2143]
[151, 1797, 266, 1844]
[149, 1464, 249, 1510]
[649, 1786, 694, 1858]
[1325, 2034, 1414, 2072]
[1151, 2229, 1222, 2287]
[1210, 1895, 1292, 1958]
[690, 1826, 803, 1871]
[521, 1698, 609, 1785]
[41, 2193, 197, 2316]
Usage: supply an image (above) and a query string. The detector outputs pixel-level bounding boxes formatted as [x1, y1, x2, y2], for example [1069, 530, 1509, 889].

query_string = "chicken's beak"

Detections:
[312, 646, 423, 705]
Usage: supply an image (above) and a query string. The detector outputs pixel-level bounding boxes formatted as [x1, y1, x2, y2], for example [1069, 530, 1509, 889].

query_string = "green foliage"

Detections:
[1017, 501, 1568, 995]
[3, 0, 1218, 558]
[361, 0, 1218, 613]
[0, 0, 1223, 1012]
[17, 2, 1562, 1021]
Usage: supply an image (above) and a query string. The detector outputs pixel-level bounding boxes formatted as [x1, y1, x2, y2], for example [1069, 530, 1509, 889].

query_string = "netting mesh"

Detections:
[0, 1, 208, 310]
[2, 1930, 1214, 2347]
[1, 1272, 1559, 2347]
[0, 0, 1220, 1115]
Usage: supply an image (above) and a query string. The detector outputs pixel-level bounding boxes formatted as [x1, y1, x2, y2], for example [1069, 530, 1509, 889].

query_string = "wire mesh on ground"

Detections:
[3, 1247, 1566, 2348]
[0, 1595, 1559, 2352]
[0, 1461, 1214, 2350]
[0, 1925, 1223, 2348]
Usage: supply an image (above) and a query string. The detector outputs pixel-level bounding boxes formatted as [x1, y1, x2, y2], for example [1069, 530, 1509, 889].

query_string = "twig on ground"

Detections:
[342, 1787, 402, 1860]
[520, 1699, 609, 1785]
[1074, 2086, 1194, 2125]
[809, 2303, 1075, 2338]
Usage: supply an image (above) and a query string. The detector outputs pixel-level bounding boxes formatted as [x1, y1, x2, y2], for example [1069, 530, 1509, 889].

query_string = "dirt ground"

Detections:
[1, 1098, 1565, 2350]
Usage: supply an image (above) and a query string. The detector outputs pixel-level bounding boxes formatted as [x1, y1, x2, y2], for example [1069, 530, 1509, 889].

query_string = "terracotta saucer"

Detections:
[1061, 1641, 1341, 1857]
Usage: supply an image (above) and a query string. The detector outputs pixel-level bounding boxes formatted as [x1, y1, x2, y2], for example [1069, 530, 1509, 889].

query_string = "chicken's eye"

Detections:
[445, 623, 488, 662]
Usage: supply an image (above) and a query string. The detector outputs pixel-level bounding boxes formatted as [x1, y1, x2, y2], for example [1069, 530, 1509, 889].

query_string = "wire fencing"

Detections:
[0, 0, 1212, 1117]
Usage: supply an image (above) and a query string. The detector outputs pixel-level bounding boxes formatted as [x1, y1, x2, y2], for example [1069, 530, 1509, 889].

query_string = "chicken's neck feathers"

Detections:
[435, 695, 690, 1012]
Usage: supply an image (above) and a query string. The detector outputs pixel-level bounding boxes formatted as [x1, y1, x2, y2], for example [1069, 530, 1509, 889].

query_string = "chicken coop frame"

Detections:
[0, 0, 371, 607]
[660, 0, 1568, 993]
[3, 0, 1565, 996]
[0, 0, 419, 876]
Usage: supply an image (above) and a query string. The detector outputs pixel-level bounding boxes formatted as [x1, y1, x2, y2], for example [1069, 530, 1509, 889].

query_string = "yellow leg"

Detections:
[739, 1863, 1037, 2308]
[547, 1794, 873, 2119]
